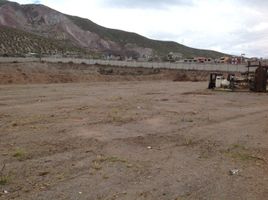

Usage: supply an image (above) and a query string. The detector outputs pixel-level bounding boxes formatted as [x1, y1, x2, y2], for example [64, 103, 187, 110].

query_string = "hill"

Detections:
[0, 25, 91, 57]
[0, 0, 228, 59]
[67, 15, 225, 58]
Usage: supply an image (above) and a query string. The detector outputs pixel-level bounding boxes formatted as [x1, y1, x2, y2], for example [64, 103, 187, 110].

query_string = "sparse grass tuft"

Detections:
[228, 152, 265, 162]
[91, 155, 131, 171]
[0, 176, 9, 186]
[102, 175, 109, 179]
[231, 144, 247, 150]
[106, 156, 127, 163]
[183, 138, 195, 146]
[108, 96, 123, 101]
[107, 108, 135, 124]
[181, 118, 194, 123]
[56, 173, 65, 180]
[92, 161, 102, 171]
[223, 144, 266, 163]
[13, 148, 27, 161]
[95, 155, 107, 162]
[0, 163, 9, 186]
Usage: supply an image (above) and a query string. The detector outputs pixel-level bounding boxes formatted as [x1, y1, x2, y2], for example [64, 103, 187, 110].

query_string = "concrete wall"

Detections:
[0, 57, 251, 72]
[0, 57, 40, 63]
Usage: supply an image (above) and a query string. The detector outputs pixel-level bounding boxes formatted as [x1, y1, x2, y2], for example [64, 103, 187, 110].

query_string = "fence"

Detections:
[0, 57, 251, 72]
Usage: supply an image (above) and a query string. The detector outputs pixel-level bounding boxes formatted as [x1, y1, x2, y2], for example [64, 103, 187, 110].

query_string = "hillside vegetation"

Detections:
[0, 0, 7, 6]
[0, 26, 89, 57]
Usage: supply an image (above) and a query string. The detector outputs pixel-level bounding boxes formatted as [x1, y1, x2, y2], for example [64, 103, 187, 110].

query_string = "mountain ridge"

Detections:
[0, 0, 228, 59]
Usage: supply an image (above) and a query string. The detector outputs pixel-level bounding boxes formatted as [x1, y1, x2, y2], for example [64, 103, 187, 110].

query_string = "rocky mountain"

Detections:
[0, 0, 227, 59]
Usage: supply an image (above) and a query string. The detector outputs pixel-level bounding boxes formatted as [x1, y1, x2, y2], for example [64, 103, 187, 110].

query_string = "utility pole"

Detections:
[241, 53, 245, 64]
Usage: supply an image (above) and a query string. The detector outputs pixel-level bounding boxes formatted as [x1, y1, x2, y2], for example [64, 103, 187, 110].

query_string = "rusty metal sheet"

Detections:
[254, 66, 267, 92]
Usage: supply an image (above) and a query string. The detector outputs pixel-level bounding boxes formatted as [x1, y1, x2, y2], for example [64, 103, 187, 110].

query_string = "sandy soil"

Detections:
[1, 81, 268, 200]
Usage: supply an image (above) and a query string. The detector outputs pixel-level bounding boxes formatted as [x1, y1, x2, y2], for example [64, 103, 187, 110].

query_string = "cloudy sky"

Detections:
[15, 0, 268, 57]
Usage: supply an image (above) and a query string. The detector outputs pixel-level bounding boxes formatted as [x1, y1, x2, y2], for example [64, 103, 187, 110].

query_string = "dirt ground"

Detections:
[1, 80, 268, 200]
[0, 62, 210, 84]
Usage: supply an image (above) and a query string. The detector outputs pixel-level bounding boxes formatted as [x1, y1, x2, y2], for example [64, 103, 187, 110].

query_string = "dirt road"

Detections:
[1, 81, 268, 200]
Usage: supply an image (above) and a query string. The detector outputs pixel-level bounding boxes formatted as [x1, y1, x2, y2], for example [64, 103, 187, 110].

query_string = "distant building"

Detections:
[184, 58, 196, 63]
[25, 52, 38, 57]
[194, 57, 213, 63]
[167, 52, 183, 62]
[184, 57, 212, 63]
[218, 56, 230, 64]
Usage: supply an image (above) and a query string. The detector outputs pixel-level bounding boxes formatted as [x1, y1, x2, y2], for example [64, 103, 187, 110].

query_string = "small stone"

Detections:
[229, 169, 239, 175]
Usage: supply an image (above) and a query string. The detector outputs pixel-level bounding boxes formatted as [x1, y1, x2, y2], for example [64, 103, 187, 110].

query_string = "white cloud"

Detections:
[98, 0, 193, 9]
[14, 0, 268, 57]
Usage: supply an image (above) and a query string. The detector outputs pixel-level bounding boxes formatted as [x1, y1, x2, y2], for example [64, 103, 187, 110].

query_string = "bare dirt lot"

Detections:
[1, 80, 268, 199]
[0, 62, 210, 84]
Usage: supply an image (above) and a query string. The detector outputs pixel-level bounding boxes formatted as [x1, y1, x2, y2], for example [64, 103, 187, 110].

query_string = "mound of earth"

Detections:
[0, 62, 210, 84]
